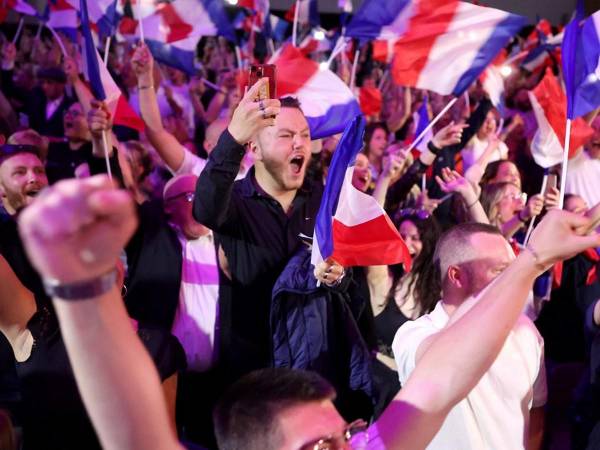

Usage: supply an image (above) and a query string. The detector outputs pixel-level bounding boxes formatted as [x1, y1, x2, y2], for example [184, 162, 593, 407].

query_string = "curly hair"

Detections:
[390, 213, 442, 316]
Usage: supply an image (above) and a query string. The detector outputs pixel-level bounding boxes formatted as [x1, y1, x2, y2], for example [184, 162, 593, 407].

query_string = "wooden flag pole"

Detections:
[558, 119, 572, 209]
[292, 0, 300, 47]
[349, 48, 359, 89]
[12, 17, 25, 45]
[405, 97, 459, 154]
[524, 171, 548, 245]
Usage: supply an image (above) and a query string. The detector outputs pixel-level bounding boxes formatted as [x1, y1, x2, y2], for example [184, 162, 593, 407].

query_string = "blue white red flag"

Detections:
[285, 0, 319, 28]
[1, 0, 37, 22]
[529, 69, 593, 168]
[270, 44, 361, 139]
[269, 14, 290, 41]
[479, 49, 507, 115]
[562, 5, 600, 119]
[412, 95, 432, 152]
[346, 0, 526, 96]
[139, 0, 236, 74]
[43, 0, 78, 42]
[65, 0, 117, 38]
[311, 115, 412, 269]
[80, 0, 144, 132]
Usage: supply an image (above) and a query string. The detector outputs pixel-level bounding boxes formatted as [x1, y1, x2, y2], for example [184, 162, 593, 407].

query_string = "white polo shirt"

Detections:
[565, 150, 600, 209]
[392, 301, 547, 450]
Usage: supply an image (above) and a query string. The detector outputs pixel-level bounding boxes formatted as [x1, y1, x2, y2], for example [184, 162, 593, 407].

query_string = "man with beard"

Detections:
[193, 79, 342, 382]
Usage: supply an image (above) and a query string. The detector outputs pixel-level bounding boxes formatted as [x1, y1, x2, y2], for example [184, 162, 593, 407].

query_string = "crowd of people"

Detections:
[0, 12, 600, 450]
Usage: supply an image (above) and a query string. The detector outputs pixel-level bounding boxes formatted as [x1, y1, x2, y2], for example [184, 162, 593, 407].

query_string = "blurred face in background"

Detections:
[0, 153, 48, 214]
[399, 219, 422, 258]
[494, 183, 525, 225]
[352, 153, 372, 192]
[63, 103, 91, 142]
[565, 195, 588, 215]
[367, 127, 387, 159]
[489, 161, 521, 189]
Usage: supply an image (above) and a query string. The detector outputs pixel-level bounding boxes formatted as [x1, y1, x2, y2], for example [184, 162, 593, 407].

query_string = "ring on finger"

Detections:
[258, 100, 265, 111]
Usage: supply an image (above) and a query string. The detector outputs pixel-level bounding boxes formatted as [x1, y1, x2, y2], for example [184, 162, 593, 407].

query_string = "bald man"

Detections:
[393, 222, 546, 450]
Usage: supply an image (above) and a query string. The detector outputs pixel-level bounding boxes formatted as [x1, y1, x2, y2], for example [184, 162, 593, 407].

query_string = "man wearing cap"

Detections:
[25, 67, 74, 139]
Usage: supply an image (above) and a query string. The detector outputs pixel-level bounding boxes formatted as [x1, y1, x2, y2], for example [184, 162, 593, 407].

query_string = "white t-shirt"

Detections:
[171, 231, 220, 372]
[392, 301, 547, 450]
[565, 150, 600, 208]
[461, 135, 508, 172]
[172, 146, 251, 180]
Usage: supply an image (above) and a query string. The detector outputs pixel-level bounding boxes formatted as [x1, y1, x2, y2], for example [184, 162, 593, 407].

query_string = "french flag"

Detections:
[271, 44, 361, 139]
[529, 69, 593, 168]
[64, 0, 117, 38]
[562, 5, 600, 119]
[0, 0, 37, 22]
[346, 0, 526, 96]
[44, 0, 79, 42]
[140, 0, 236, 75]
[269, 13, 290, 41]
[479, 49, 507, 114]
[80, 0, 144, 132]
[311, 115, 412, 269]
[412, 95, 432, 152]
[284, 0, 319, 27]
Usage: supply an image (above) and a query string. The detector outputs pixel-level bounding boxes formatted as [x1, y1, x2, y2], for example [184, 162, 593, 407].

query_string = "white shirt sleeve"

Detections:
[392, 319, 439, 385]
[171, 148, 207, 177]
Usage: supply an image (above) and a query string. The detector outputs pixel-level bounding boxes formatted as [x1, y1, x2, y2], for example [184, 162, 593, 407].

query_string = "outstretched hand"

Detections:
[431, 121, 469, 148]
[18, 176, 137, 285]
[227, 78, 281, 145]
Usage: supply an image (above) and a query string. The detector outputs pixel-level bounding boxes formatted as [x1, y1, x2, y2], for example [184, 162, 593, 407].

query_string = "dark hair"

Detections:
[480, 160, 520, 188]
[279, 96, 303, 112]
[391, 214, 442, 315]
[213, 368, 335, 450]
[362, 122, 388, 157]
[0, 144, 41, 166]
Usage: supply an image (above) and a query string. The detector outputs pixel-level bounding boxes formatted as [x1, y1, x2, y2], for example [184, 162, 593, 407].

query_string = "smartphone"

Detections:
[248, 64, 277, 101]
[543, 174, 558, 197]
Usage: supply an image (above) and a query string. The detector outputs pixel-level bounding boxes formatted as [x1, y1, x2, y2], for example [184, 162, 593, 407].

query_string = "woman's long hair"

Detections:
[390, 213, 442, 316]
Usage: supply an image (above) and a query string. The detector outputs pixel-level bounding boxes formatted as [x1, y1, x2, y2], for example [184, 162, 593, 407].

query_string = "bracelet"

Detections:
[138, 84, 153, 90]
[525, 244, 548, 272]
[43, 269, 118, 301]
[465, 197, 479, 209]
[427, 140, 442, 155]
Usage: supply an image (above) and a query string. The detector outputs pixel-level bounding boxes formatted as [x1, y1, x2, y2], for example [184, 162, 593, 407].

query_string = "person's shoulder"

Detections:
[513, 314, 544, 346]
[392, 312, 437, 353]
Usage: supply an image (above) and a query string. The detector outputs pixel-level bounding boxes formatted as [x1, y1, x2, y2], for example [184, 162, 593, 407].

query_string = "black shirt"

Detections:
[193, 130, 323, 380]
[46, 140, 93, 184]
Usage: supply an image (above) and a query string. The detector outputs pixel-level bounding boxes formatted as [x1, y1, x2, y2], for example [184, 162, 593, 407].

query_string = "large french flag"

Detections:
[80, 0, 144, 132]
[479, 48, 507, 114]
[139, 0, 236, 75]
[271, 44, 361, 139]
[312, 116, 412, 269]
[346, 0, 526, 96]
[529, 69, 593, 168]
[562, 5, 600, 119]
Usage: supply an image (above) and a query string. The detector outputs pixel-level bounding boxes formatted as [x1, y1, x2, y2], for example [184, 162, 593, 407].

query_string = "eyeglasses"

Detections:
[500, 192, 527, 203]
[165, 192, 195, 203]
[395, 207, 430, 221]
[299, 420, 369, 450]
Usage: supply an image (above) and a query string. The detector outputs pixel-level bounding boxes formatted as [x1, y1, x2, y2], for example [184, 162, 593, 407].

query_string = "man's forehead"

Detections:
[0, 152, 43, 169]
[273, 107, 310, 132]
[469, 232, 514, 262]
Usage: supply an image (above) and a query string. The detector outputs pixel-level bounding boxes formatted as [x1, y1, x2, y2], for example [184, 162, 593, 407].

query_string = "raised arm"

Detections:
[435, 167, 489, 224]
[18, 176, 182, 450]
[374, 211, 600, 449]
[131, 43, 187, 172]
[193, 79, 280, 231]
